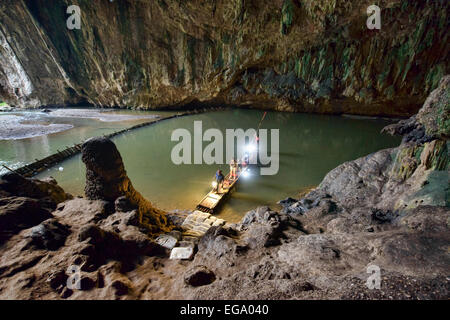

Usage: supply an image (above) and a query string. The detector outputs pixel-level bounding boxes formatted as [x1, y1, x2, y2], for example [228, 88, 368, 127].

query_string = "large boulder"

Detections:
[0, 174, 72, 209]
[239, 207, 286, 248]
[198, 226, 239, 258]
[0, 196, 52, 243]
[28, 218, 71, 251]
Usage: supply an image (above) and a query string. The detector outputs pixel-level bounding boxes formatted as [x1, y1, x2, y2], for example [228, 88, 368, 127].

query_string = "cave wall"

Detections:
[0, 0, 448, 116]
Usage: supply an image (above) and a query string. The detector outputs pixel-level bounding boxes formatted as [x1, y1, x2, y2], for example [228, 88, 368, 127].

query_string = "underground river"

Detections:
[1, 108, 401, 222]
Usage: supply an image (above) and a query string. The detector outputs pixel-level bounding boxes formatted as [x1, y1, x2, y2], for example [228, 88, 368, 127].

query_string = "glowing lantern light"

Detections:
[245, 144, 257, 153]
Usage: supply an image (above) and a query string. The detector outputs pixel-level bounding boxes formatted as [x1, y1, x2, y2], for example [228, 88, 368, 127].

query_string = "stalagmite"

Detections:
[81, 136, 170, 233]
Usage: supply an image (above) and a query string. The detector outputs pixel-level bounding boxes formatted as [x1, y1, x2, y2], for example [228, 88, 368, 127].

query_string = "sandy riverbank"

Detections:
[0, 109, 160, 140]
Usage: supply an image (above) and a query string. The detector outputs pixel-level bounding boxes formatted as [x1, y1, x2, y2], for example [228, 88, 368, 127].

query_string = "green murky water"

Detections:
[1, 109, 401, 222]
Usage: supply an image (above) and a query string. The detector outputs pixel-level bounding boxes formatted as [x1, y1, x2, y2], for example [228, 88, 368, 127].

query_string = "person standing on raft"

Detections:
[230, 158, 238, 180]
[215, 169, 225, 193]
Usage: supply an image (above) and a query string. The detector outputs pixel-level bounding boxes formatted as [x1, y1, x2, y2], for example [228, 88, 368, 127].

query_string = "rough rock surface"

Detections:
[184, 265, 216, 287]
[0, 1, 448, 117]
[0, 175, 71, 244]
[383, 75, 450, 142]
[0, 197, 52, 244]
[28, 218, 71, 251]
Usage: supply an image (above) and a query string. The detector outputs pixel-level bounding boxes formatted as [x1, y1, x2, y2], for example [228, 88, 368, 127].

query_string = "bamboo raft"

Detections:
[196, 167, 248, 214]
[195, 111, 266, 214]
[1, 109, 211, 178]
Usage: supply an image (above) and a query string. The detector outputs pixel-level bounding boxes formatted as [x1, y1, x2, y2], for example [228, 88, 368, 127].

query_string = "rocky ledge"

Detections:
[0, 76, 448, 300]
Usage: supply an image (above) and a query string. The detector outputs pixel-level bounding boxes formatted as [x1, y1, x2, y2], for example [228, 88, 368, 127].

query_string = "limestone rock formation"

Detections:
[0, 1, 448, 116]
[81, 136, 170, 234]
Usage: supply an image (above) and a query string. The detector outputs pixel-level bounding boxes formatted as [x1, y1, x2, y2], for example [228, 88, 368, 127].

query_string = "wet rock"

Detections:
[279, 192, 333, 217]
[382, 115, 433, 144]
[281, 201, 307, 216]
[184, 266, 216, 287]
[29, 218, 70, 250]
